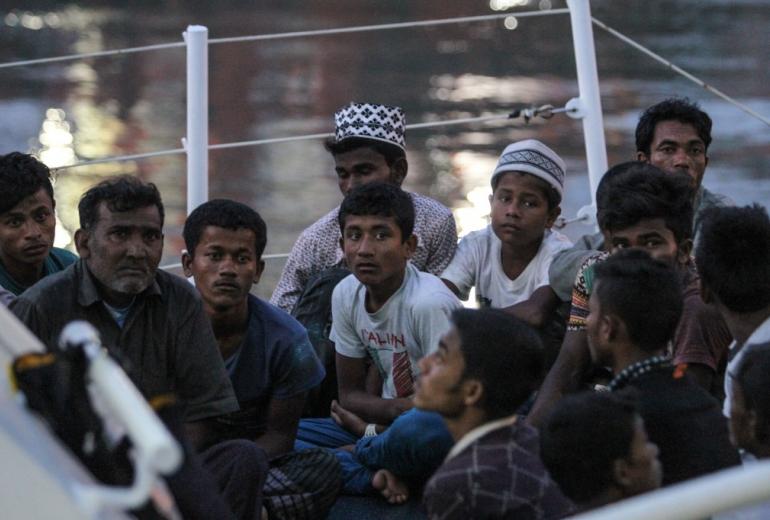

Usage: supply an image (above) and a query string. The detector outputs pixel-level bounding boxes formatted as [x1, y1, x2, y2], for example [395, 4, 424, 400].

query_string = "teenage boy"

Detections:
[296, 182, 460, 500]
[528, 163, 732, 425]
[271, 102, 457, 312]
[587, 249, 739, 485]
[441, 139, 571, 326]
[540, 391, 662, 512]
[0, 152, 77, 295]
[182, 199, 340, 519]
[695, 205, 770, 420]
[416, 308, 573, 519]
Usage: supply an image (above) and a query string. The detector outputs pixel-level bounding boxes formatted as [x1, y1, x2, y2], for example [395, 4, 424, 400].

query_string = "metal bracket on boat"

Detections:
[565, 97, 586, 119]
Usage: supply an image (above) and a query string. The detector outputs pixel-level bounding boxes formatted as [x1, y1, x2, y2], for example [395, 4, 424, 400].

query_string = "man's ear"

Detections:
[404, 234, 418, 258]
[613, 458, 634, 489]
[390, 157, 408, 186]
[254, 259, 265, 284]
[181, 250, 193, 278]
[676, 238, 693, 265]
[603, 313, 621, 343]
[74, 229, 90, 259]
[463, 379, 484, 408]
[546, 205, 562, 229]
[637, 151, 649, 163]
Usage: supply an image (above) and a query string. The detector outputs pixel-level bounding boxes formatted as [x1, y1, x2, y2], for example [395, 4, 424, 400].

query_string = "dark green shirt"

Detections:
[10, 260, 238, 422]
[0, 247, 78, 296]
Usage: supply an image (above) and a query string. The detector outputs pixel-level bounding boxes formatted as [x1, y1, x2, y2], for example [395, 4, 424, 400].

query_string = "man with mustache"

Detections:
[12, 176, 268, 519]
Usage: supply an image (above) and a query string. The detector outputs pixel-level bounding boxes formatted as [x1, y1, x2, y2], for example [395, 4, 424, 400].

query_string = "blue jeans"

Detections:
[295, 409, 453, 495]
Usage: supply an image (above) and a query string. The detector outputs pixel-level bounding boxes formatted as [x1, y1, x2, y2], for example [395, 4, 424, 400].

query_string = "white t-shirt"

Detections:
[441, 226, 572, 308]
[331, 263, 461, 399]
[724, 314, 770, 417]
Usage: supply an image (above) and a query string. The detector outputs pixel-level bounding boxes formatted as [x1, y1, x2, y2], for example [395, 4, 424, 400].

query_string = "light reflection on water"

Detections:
[0, 1, 768, 299]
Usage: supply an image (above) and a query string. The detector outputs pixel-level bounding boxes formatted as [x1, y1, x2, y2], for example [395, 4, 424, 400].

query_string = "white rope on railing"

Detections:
[0, 9, 568, 70]
[592, 16, 770, 128]
[51, 105, 571, 171]
[208, 9, 570, 45]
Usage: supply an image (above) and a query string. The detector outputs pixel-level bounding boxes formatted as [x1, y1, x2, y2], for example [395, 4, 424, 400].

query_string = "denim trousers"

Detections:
[295, 408, 453, 495]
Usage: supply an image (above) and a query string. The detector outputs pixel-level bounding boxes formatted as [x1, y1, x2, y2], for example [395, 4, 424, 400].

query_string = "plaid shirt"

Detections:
[270, 192, 457, 312]
[423, 419, 574, 520]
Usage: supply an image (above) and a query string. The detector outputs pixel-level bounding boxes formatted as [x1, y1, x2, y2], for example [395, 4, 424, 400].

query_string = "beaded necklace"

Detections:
[608, 355, 670, 392]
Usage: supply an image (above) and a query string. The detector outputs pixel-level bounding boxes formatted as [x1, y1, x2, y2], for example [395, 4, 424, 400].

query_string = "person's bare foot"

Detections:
[330, 399, 367, 437]
[372, 469, 409, 505]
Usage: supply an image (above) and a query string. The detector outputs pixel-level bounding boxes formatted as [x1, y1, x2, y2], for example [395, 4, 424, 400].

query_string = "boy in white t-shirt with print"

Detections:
[442, 139, 572, 328]
[296, 182, 461, 503]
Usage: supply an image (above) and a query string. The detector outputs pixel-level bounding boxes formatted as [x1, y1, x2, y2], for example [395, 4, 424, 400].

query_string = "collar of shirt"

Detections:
[729, 313, 770, 362]
[445, 414, 518, 462]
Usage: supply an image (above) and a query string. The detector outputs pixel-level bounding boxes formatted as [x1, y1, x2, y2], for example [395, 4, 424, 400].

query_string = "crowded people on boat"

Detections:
[10, 176, 269, 519]
[585, 248, 739, 484]
[540, 390, 662, 513]
[0, 152, 77, 298]
[417, 307, 574, 519]
[295, 181, 460, 502]
[529, 163, 732, 425]
[182, 198, 341, 519]
[270, 101, 457, 313]
[695, 204, 770, 422]
[440, 139, 572, 326]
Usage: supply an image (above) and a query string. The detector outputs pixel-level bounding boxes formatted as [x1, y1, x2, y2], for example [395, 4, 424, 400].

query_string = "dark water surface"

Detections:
[0, 1, 768, 297]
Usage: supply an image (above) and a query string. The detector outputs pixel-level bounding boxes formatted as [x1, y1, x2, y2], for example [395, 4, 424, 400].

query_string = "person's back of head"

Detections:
[452, 308, 544, 419]
[540, 390, 661, 508]
[337, 182, 414, 242]
[635, 98, 712, 156]
[183, 199, 267, 260]
[594, 249, 683, 353]
[598, 162, 694, 244]
[695, 204, 770, 314]
[78, 175, 165, 230]
[0, 152, 54, 214]
[732, 345, 770, 455]
[595, 161, 648, 222]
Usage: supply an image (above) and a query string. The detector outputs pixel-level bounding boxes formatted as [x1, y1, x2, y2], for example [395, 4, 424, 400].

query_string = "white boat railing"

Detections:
[3, 2, 770, 518]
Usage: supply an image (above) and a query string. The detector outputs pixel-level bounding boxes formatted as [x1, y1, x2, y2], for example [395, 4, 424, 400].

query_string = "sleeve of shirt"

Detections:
[269, 329, 326, 400]
[174, 298, 239, 421]
[548, 247, 598, 302]
[412, 291, 461, 356]
[423, 474, 470, 520]
[270, 232, 314, 313]
[440, 234, 478, 301]
[673, 296, 732, 371]
[10, 296, 53, 349]
[330, 282, 366, 358]
[0, 286, 14, 307]
[567, 256, 601, 331]
[424, 211, 458, 276]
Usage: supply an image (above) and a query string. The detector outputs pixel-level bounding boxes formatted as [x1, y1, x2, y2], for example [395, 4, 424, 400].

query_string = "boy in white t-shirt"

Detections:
[296, 182, 461, 502]
[442, 139, 572, 327]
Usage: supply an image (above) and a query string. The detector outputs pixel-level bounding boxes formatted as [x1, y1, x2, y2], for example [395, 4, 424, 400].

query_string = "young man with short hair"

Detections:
[540, 391, 662, 512]
[587, 249, 739, 485]
[417, 308, 574, 519]
[271, 102, 457, 313]
[441, 139, 571, 327]
[12, 176, 267, 519]
[296, 182, 460, 500]
[696, 204, 770, 420]
[528, 163, 732, 425]
[0, 152, 77, 295]
[182, 198, 340, 519]
[636, 97, 732, 240]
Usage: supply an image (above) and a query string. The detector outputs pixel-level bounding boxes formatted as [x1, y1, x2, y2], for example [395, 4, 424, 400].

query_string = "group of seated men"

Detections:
[1, 96, 769, 519]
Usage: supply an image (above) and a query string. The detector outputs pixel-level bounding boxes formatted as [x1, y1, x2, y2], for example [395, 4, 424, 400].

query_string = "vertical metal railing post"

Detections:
[184, 25, 209, 215]
[566, 0, 607, 218]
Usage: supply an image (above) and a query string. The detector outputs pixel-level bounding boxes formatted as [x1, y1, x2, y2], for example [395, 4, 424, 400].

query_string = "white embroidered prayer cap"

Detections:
[333, 102, 406, 150]
[491, 139, 566, 202]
